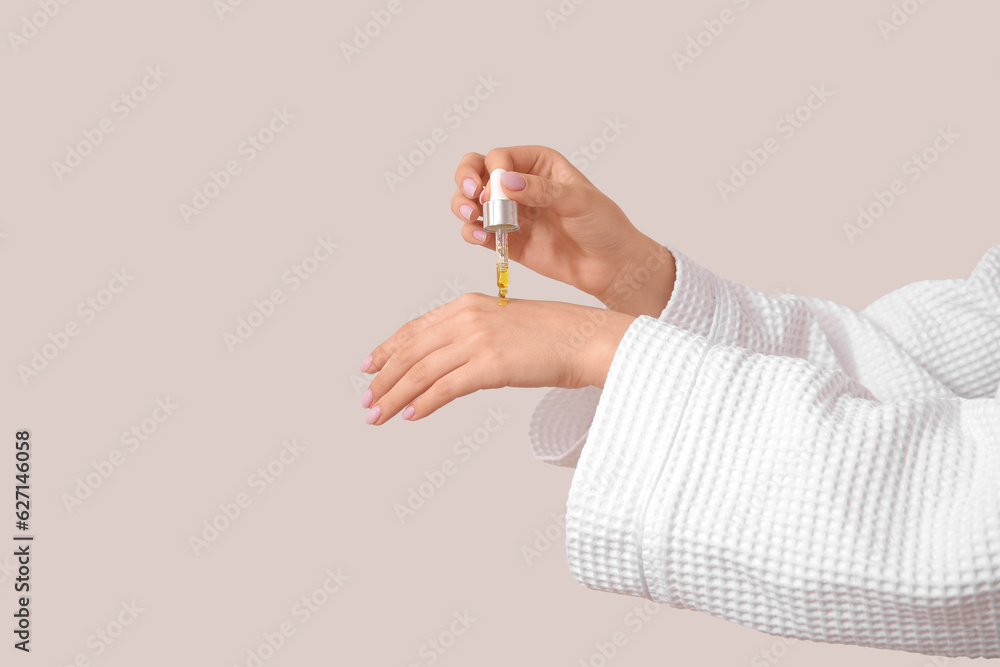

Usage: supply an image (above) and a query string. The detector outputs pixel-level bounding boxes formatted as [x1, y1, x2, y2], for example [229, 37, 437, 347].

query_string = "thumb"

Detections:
[484, 170, 586, 212]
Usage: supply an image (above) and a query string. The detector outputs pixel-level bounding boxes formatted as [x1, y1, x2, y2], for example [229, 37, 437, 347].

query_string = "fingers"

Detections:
[454, 152, 486, 200]
[461, 221, 492, 246]
[485, 145, 555, 175]
[367, 345, 469, 425]
[362, 293, 497, 425]
[366, 297, 466, 374]
[406, 362, 486, 421]
[366, 318, 454, 407]
[478, 146, 586, 211]
[452, 153, 492, 246]
[450, 187, 481, 225]
[450, 188, 490, 245]
[481, 169, 589, 213]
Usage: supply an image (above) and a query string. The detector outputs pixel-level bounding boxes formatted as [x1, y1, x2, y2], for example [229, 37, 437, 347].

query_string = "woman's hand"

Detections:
[451, 145, 676, 318]
[359, 294, 635, 425]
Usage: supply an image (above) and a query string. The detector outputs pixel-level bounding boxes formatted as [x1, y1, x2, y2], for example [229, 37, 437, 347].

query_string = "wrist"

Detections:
[580, 310, 636, 389]
[597, 236, 676, 318]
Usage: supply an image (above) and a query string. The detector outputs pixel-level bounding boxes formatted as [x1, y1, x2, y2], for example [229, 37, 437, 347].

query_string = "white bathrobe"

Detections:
[529, 244, 1000, 658]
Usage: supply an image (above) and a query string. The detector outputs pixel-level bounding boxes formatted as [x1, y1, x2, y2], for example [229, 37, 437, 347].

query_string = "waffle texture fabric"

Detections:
[529, 244, 1000, 657]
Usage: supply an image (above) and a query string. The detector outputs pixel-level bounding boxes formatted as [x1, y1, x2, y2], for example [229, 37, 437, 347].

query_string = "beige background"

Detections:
[1, 0, 998, 664]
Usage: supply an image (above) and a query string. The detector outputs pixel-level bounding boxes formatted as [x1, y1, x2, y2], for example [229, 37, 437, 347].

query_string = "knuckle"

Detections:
[394, 338, 416, 364]
[485, 147, 506, 167]
[455, 306, 480, 327]
[409, 359, 430, 384]
[546, 178, 563, 201]
[539, 145, 560, 160]
[432, 375, 452, 399]
[385, 336, 411, 362]
[468, 325, 489, 346]
[536, 179, 555, 206]
[383, 337, 403, 357]
[398, 318, 420, 339]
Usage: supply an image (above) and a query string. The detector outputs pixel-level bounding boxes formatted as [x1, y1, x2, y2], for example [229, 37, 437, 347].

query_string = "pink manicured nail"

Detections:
[361, 388, 373, 409]
[460, 204, 473, 220]
[472, 229, 487, 242]
[479, 189, 486, 204]
[501, 171, 526, 191]
[365, 405, 381, 425]
[402, 405, 416, 420]
[361, 354, 373, 372]
[463, 178, 477, 198]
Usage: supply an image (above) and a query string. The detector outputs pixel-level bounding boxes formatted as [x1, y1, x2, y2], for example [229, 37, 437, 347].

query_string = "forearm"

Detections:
[596, 235, 676, 318]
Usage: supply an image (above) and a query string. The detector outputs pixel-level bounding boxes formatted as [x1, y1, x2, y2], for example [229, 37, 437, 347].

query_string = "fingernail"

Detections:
[361, 354, 373, 372]
[365, 405, 381, 425]
[463, 178, 477, 198]
[501, 171, 526, 191]
[361, 388, 373, 409]
[479, 189, 486, 205]
[472, 229, 488, 242]
[460, 204, 473, 220]
[402, 405, 415, 420]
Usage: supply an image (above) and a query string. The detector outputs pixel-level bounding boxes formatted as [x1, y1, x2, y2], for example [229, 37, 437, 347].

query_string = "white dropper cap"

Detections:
[489, 168, 510, 201]
[482, 167, 518, 232]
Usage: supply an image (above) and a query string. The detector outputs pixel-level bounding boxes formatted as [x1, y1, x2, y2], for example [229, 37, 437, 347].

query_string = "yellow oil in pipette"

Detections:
[497, 265, 509, 305]
[496, 230, 509, 305]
